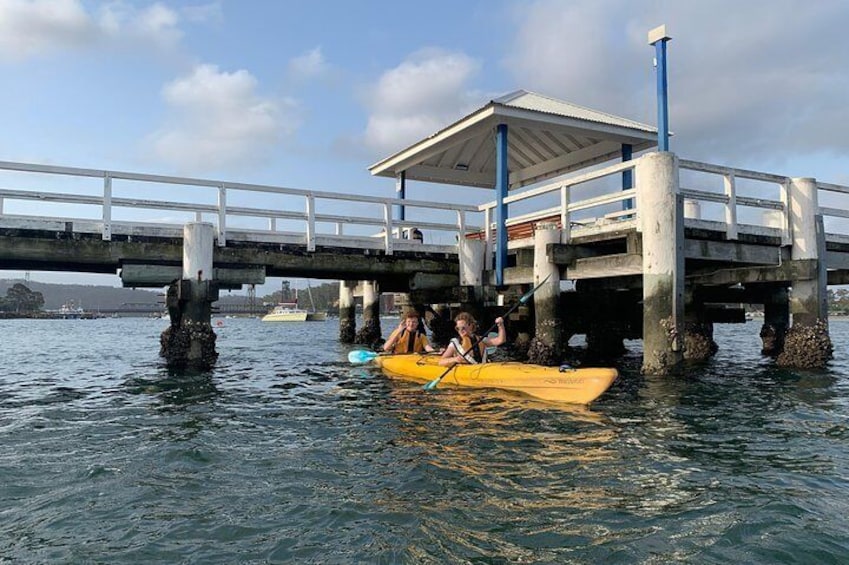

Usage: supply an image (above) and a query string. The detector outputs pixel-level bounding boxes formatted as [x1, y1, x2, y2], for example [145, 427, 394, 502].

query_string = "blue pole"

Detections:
[495, 124, 508, 287]
[654, 37, 670, 151]
[395, 171, 406, 222]
[622, 143, 633, 210]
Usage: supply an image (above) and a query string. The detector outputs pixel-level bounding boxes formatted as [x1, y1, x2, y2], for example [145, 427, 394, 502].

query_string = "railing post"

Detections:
[560, 184, 571, 244]
[306, 194, 316, 252]
[780, 179, 791, 246]
[723, 172, 738, 240]
[102, 173, 112, 241]
[483, 207, 493, 271]
[457, 210, 466, 242]
[383, 202, 393, 255]
[217, 184, 226, 247]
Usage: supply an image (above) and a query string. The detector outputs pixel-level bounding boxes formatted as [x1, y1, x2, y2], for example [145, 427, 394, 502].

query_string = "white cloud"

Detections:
[0, 0, 184, 61]
[0, 0, 95, 60]
[130, 2, 181, 46]
[149, 64, 297, 172]
[97, 1, 181, 49]
[181, 1, 223, 25]
[506, 0, 849, 166]
[288, 47, 330, 81]
[362, 48, 483, 156]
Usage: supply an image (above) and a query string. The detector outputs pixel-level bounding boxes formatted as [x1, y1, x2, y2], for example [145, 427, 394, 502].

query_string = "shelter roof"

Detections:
[369, 90, 658, 189]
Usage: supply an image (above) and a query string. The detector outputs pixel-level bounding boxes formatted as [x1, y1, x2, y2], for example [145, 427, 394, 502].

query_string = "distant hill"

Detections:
[0, 279, 162, 310]
[0, 278, 343, 311]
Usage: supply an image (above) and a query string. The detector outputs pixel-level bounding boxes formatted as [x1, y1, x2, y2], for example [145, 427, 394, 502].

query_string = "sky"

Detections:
[1, 0, 848, 295]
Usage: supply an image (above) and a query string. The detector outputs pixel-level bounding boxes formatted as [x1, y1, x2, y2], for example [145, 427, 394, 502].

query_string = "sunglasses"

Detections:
[455, 324, 469, 331]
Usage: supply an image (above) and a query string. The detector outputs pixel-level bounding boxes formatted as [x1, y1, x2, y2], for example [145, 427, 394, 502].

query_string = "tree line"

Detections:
[0, 283, 45, 313]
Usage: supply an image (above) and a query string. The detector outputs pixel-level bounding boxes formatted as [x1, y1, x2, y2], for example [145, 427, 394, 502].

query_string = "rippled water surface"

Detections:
[2, 317, 849, 563]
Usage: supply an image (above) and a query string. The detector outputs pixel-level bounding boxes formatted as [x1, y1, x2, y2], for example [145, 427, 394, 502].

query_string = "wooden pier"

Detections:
[1, 91, 847, 372]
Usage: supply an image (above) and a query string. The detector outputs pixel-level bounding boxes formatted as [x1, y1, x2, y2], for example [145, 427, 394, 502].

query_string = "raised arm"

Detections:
[485, 317, 506, 347]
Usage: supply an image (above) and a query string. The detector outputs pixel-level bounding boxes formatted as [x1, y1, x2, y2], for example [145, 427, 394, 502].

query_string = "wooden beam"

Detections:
[121, 264, 266, 287]
[684, 239, 786, 264]
[567, 253, 642, 279]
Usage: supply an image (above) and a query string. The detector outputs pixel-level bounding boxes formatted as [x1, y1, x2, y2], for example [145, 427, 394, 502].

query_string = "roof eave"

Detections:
[368, 104, 497, 178]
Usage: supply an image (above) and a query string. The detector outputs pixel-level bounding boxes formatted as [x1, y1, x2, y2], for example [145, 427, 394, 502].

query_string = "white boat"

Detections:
[261, 305, 309, 322]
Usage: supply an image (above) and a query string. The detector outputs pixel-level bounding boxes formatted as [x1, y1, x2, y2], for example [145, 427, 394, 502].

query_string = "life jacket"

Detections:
[450, 335, 487, 364]
[391, 329, 429, 354]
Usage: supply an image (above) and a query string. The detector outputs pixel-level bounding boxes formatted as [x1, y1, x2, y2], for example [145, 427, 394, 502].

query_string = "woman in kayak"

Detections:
[383, 311, 437, 354]
[439, 312, 505, 366]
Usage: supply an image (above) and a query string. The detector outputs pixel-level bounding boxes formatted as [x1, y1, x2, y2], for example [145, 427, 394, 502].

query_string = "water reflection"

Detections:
[125, 367, 219, 404]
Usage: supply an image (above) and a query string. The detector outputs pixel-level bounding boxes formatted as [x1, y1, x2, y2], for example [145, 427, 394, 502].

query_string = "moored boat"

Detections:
[261, 305, 309, 322]
[374, 353, 617, 404]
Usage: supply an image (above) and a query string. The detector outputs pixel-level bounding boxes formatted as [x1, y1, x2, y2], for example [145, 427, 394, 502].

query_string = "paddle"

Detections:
[348, 349, 380, 364]
[423, 274, 551, 391]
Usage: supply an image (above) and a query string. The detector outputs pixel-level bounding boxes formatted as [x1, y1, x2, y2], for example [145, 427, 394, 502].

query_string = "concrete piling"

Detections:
[777, 178, 832, 367]
[159, 222, 219, 370]
[339, 281, 356, 343]
[760, 286, 789, 356]
[637, 152, 684, 375]
[527, 222, 562, 365]
[354, 280, 381, 346]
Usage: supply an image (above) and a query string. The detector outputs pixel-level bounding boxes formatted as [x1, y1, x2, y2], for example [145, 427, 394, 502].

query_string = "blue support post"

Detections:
[395, 171, 406, 222]
[622, 143, 633, 210]
[495, 124, 509, 287]
[649, 26, 672, 152]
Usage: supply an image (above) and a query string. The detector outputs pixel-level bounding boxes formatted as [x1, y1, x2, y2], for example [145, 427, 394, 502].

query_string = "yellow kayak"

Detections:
[374, 354, 618, 404]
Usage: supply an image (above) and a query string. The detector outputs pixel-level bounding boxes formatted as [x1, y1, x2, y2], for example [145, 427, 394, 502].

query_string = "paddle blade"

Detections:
[423, 378, 440, 391]
[348, 350, 379, 364]
[519, 273, 551, 304]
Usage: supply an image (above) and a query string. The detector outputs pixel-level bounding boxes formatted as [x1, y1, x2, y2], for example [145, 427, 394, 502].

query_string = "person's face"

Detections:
[455, 320, 471, 336]
[404, 317, 419, 331]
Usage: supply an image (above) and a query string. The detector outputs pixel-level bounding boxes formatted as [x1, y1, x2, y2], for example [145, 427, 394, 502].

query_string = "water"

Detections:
[2, 318, 849, 564]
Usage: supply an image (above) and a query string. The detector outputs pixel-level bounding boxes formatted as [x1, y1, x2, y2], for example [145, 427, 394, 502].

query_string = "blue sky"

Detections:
[2, 0, 848, 294]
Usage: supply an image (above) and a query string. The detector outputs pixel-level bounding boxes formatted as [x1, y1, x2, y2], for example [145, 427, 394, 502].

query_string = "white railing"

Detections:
[0, 160, 480, 256]
[477, 160, 638, 269]
[678, 159, 791, 245]
[3, 156, 849, 270]
[817, 181, 849, 245]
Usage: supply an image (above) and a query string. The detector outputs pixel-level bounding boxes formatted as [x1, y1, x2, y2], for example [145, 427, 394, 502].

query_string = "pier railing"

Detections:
[0, 160, 480, 256]
[2, 155, 848, 269]
[476, 153, 849, 269]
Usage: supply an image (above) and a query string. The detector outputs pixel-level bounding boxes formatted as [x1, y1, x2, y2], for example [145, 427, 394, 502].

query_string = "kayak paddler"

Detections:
[383, 310, 437, 354]
[439, 312, 505, 366]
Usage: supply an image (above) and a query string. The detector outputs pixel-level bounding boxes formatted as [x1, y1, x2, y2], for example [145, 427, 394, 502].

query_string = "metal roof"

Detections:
[369, 90, 658, 189]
